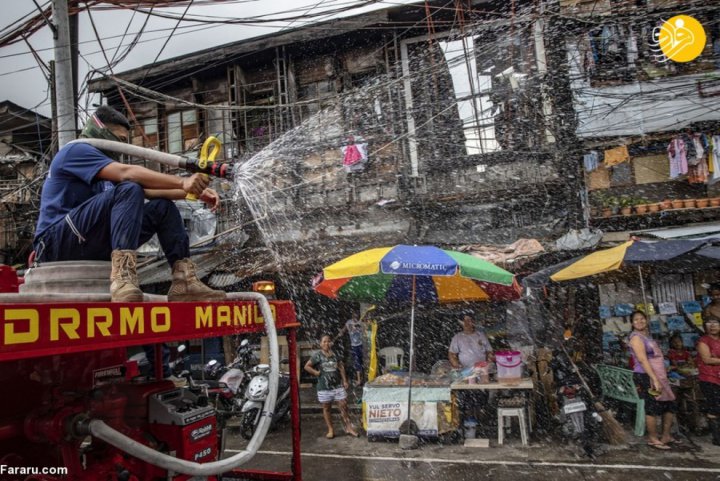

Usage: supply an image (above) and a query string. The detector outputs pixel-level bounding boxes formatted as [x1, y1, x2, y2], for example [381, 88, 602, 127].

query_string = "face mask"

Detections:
[79, 114, 124, 161]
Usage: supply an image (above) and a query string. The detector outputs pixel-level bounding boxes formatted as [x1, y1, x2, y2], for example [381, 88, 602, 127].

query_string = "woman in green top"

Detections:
[304, 334, 359, 438]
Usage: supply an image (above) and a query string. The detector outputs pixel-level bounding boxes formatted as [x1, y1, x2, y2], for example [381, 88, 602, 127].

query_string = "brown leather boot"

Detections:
[110, 250, 144, 302]
[168, 258, 226, 302]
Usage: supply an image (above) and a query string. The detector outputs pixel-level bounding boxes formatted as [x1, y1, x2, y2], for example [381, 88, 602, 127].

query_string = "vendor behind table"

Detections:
[448, 315, 495, 370]
[449, 314, 496, 428]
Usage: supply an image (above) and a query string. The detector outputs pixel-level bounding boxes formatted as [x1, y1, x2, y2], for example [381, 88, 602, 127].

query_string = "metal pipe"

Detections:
[87, 291, 279, 476]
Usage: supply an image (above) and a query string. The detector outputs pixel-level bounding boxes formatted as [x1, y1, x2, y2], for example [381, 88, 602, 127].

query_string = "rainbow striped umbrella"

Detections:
[314, 245, 519, 435]
[314, 245, 520, 303]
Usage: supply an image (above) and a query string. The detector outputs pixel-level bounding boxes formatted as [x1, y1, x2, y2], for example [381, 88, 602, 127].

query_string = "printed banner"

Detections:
[365, 400, 438, 436]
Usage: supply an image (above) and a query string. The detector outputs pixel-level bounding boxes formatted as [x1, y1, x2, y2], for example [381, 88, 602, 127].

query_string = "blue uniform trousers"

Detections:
[35, 181, 189, 267]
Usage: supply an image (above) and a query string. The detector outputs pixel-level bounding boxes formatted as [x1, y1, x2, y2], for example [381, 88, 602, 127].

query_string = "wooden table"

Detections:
[450, 378, 535, 432]
[451, 378, 534, 391]
[672, 376, 706, 434]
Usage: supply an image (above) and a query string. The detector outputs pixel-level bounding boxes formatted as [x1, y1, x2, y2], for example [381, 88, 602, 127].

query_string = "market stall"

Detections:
[523, 238, 718, 435]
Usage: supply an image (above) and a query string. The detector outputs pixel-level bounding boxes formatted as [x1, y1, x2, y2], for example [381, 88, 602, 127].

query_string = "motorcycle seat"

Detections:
[195, 379, 228, 390]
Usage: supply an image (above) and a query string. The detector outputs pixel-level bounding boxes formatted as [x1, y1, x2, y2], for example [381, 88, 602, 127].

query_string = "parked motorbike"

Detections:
[196, 339, 256, 430]
[550, 348, 602, 457]
[239, 361, 291, 440]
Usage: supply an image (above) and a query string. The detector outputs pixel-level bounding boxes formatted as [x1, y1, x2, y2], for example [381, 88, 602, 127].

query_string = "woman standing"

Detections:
[304, 334, 359, 439]
[628, 310, 677, 450]
[696, 317, 720, 446]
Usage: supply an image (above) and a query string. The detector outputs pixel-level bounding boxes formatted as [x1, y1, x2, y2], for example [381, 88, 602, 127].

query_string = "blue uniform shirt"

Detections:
[35, 143, 114, 240]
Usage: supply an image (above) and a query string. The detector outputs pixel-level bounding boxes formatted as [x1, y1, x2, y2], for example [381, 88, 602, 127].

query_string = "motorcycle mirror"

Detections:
[207, 359, 218, 367]
[177, 344, 187, 353]
[240, 339, 249, 347]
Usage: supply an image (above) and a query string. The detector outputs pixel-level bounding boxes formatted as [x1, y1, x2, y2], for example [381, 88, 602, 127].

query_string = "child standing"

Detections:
[336, 315, 365, 386]
[305, 335, 359, 438]
[667, 333, 693, 370]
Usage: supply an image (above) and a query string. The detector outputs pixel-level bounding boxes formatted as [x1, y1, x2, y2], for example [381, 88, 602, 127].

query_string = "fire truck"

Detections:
[0, 138, 303, 480]
[0, 260, 302, 481]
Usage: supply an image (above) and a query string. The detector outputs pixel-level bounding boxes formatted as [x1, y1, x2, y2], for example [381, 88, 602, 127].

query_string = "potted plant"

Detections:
[683, 198, 696, 209]
[697, 198, 710, 208]
[600, 194, 618, 217]
[634, 197, 650, 214]
[711, 198, 720, 207]
[619, 197, 633, 216]
[647, 202, 661, 213]
[671, 199, 685, 209]
[660, 199, 673, 210]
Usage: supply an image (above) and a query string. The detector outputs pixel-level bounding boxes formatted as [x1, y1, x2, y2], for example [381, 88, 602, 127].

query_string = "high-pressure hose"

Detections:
[68, 138, 234, 179]
[84, 292, 279, 476]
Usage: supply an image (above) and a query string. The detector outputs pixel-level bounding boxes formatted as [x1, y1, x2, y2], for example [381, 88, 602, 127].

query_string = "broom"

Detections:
[560, 346, 627, 445]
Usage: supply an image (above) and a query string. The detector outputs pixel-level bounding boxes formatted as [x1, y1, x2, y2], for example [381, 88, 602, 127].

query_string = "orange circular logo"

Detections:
[657, 15, 706, 63]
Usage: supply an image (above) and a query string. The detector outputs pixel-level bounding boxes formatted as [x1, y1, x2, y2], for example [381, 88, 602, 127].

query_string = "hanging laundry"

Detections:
[688, 159, 709, 184]
[604, 145, 629, 167]
[579, 33, 596, 79]
[681, 133, 698, 165]
[667, 137, 688, 179]
[710, 135, 720, 185]
[583, 150, 599, 172]
[627, 27, 639, 65]
[342, 135, 368, 173]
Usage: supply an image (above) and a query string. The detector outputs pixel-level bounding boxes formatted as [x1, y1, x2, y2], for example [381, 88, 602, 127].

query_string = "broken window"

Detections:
[132, 117, 160, 149]
[401, 24, 539, 172]
[299, 79, 336, 117]
[206, 105, 234, 160]
[167, 110, 198, 154]
[441, 37, 498, 154]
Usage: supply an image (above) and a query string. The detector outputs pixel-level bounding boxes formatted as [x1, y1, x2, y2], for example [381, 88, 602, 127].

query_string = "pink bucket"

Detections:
[495, 350, 522, 380]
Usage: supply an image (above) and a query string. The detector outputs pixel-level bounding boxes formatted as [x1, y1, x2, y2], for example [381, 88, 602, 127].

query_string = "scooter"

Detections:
[550, 348, 602, 457]
[239, 361, 291, 440]
[196, 339, 256, 430]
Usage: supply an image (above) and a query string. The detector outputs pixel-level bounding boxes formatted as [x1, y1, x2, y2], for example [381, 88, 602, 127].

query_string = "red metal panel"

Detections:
[288, 329, 302, 481]
[0, 300, 297, 361]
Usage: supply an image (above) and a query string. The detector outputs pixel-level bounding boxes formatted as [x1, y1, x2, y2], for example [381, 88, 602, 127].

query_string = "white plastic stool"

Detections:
[497, 407, 529, 446]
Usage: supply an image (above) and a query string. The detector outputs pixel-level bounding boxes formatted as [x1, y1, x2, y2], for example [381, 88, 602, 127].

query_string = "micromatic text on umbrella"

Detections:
[387, 262, 448, 271]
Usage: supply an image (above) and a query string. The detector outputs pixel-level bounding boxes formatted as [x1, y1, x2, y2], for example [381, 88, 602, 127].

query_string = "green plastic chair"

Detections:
[594, 364, 645, 436]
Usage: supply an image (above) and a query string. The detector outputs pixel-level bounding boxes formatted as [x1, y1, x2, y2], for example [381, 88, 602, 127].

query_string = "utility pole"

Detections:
[49, 60, 58, 155]
[52, 0, 76, 147]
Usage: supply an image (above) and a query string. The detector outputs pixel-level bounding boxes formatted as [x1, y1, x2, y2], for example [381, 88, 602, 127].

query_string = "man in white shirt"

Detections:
[449, 315, 494, 369]
[449, 314, 495, 433]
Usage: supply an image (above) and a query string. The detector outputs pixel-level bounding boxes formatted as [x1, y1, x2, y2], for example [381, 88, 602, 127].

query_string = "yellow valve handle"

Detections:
[186, 136, 222, 201]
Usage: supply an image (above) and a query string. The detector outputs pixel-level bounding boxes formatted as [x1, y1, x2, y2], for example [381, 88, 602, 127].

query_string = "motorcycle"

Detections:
[550, 348, 602, 457]
[239, 360, 291, 440]
[195, 339, 256, 430]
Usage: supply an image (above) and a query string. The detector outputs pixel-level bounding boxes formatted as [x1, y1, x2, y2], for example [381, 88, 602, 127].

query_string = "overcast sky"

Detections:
[0, 1, 415, 118]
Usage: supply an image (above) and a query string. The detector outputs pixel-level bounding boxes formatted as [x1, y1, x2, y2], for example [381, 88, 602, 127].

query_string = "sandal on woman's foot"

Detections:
[663, 438, 682, 445]
[326, 431, 335, 439]
[647, 441, 670, 450]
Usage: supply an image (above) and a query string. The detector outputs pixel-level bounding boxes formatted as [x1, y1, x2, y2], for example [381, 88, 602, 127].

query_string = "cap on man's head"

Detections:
[94, 105, 130, 130]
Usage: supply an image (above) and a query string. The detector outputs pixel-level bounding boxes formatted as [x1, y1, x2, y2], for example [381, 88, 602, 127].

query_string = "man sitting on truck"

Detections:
[33, 105, 225, 302]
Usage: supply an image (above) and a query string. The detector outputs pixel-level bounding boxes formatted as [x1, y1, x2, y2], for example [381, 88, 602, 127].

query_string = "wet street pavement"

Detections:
[223, 392, 720, 481]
